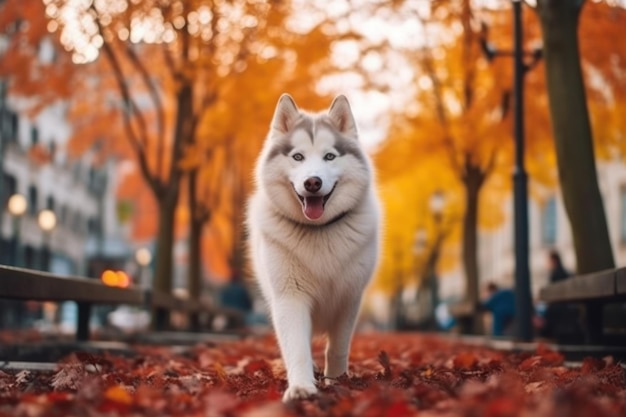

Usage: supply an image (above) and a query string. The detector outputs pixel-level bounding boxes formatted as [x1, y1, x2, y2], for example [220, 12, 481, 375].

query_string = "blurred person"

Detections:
[482, 282, 516, 337]
[547, 249, 571, 283]
[536, 250, 582, 341]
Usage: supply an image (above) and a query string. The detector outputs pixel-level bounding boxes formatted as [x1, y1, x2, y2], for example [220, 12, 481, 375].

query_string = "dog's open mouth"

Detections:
[294, 183, 337, 221]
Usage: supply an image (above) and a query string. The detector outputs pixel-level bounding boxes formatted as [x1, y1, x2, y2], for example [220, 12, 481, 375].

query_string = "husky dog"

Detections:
[246, 94, 380, 402]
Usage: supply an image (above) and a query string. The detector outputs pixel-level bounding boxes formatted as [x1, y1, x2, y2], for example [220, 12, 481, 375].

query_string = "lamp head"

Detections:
[7, 194, 27, 217]
[429, 191, 446, 216]
[135, 248, 152, 267]
[38, 209, 57, 232]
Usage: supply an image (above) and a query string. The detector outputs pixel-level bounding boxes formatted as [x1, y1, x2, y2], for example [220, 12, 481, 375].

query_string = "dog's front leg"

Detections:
[324, 298, 361, 379]
[272, 296, 317, 402]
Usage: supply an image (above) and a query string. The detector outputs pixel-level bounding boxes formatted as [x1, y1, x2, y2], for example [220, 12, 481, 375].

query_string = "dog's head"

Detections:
[256, 94, 372, 224]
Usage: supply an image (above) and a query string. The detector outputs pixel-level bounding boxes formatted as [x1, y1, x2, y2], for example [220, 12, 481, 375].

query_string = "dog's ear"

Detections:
[271, 94, 300, 135]
[328, 95, 357, 139]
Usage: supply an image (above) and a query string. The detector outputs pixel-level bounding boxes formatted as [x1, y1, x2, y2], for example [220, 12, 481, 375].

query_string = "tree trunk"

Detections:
[152, 193, 178, 329]
[227, 166, 246, 275]
[187, 170, 204, 330]
[462, 161, 485, 334]
[187, 174, 203, 301]
[536, 0, 614, 273]
[153, 198, 177, 293]
[151, 82, 193, 329]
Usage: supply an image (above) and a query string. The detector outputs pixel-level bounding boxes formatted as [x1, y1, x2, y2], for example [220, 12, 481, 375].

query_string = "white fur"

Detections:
[246, 94, 380, 402]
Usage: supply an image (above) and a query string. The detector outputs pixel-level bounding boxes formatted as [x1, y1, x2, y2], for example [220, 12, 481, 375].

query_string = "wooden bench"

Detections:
[0, 265, 245, 341]
[448, 301, 478, 334]
[539, 267, 626, 344]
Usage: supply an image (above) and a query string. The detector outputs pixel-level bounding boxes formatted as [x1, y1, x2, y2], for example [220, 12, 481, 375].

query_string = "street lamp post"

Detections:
[426, 191, 446, 320]
[7, 194, 27, 267]
[480, 1, 540, 342]
[6, 194, 27, 327]
[511, 0, 534, 342]
[37, 209, 57, 272]
[135, 247, 152, 288]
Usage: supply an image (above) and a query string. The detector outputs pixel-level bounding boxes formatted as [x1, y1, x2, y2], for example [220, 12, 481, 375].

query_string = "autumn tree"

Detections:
[367, 2, 546, 331]
[370, 0, 626, 330]
[372, 1, 519, 333]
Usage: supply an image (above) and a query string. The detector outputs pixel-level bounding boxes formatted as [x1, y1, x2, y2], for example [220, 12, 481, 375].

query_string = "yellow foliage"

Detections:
[371, 156, 463, 295]
[369, 1, 626, 298]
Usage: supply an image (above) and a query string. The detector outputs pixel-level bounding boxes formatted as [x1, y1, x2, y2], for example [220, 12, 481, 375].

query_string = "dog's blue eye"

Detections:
[324, 153, 336, 161]
[292, 153, 304, 161]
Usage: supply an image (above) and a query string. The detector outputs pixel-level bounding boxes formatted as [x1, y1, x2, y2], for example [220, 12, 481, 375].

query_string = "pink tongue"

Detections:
[303, 196, 324, 220]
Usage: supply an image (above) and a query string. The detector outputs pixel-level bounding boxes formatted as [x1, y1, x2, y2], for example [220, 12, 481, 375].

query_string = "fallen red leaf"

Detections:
[0, 333, 623, 416]
[103, 385, 132, 405]
[453, 352, 478, 369]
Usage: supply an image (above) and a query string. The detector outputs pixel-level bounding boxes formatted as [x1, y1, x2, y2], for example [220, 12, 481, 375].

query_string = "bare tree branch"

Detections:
[125, 43, 167, 180]
[89, 3, 160, 195]
[461, 0, 477, 110]
[162, 42, 180, 81]
[418, 45, 462, 175]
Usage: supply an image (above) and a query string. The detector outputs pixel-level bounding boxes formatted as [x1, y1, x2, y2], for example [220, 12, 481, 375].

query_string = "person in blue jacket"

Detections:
[483, 282, 516, 336]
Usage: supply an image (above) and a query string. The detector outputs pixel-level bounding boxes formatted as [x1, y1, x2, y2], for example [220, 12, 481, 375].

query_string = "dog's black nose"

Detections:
[304, 176, 322, 193]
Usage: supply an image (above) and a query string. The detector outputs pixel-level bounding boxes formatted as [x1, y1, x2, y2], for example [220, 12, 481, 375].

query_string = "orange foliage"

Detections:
[0, 1, 77, 113]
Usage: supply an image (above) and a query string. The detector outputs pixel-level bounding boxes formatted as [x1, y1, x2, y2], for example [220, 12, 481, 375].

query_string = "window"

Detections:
[541, 196, 557, 245]
[46, 196, 55, 211]
[23, 245, 36, 269]
[88, 167, 97, 190]
[27, 185, 38, 215]
[2, 173, 17, 207]
[88, 217, 101, 235]
[9, 111, 19, 142]
[30, 126, 39, 146]
[1, 110, 19, 143]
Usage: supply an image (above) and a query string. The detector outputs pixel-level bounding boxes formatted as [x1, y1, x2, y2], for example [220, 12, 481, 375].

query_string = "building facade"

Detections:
[0, 24, 132, 278]
[0, 86, 130, 277]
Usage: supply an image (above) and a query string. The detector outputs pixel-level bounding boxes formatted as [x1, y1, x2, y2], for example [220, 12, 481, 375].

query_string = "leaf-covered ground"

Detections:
[0, 333, 624, 417]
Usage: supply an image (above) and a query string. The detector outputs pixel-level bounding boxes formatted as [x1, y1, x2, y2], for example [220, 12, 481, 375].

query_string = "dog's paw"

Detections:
[323, 376, 338, 386]
[282, 384, 318, 402]
[323, 371, 350, 386]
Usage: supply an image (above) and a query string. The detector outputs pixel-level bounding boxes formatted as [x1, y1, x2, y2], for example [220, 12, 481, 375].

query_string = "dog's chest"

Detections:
[291, 222, 370, 270]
